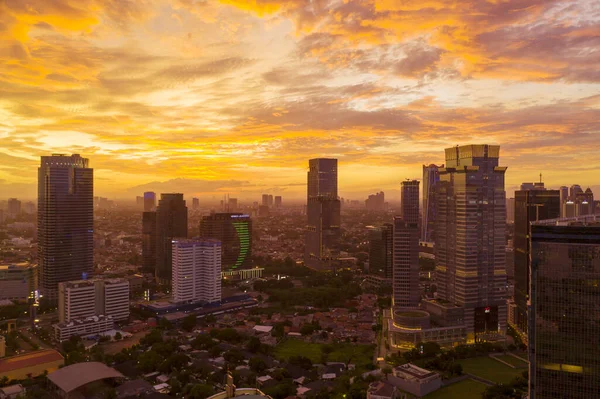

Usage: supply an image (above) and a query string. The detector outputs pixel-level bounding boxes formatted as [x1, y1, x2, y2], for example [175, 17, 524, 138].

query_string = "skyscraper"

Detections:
[422, 164, 442, 242]
[38, 154, 93, 302]
[7, 198, 21, 217]
[435, 145, 508, 339]
[528, 215, 600, 399]
[144, 191, 156, 212]
[365, 192, 385, 211]
[268, 195, 273, 207]
[199, 213, 252, 272]
[559, 186, 569, 206]
[274, 196, 282, 208]
[192, 197, 200, 210]
[393, 180, 420, 309]
[172, 239, 221, 303]
[368, 224, 393, 278]
[513, 182, 560, 335]
[155, 194, 188, 284]
[142, 211, 157, 274]
[261, 194, 269, 207]
[305, 158, 340, 270]
[569, 184, 582, 201]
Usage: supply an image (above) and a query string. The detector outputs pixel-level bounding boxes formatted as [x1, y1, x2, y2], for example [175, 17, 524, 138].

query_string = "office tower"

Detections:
[136, 196, 144, 209]
[368, 224, 393, 278]
[422, 164, 442, 242]
[563, 201, 576, 217]
[506, 198, 515, 223]
[513, 182, 560, 334]
[365, 192, 385, 211]
[435, 145, 507, 339]
[261, 194, 269, 207]
[559, 186, 569, 206]
[267, 195, 273, 207]
[172, 239, 222, 303]
[99, 278, 130, 322]
[274, 196, 282, 208]
[58, 278, 129, 323]
[305, 158, 341, 270]
[528, 215, 600, 399]
[392, 180, 420, 309]
[142, 212, 157, 274]
[192, 197, 200, 210]
[38, 154, 93, 302]
[143, 191, 156, 212]
[569, 184, 582, 201]
[7, 198, 21, 217]
[0, 263, 37, 301]
[228, 198, 237, 211]
[199, 213, 252, 271]
[155, 194, 188, 284]
[58, 280, 95, 323]
[23, 201, 35, 214]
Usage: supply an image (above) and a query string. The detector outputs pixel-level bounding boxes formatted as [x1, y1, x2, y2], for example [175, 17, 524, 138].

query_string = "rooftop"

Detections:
[47, 362, 124, 393]
[533, 214, 600, 227]
[394, 363, 438, 380]
[0, 350, 64, 374]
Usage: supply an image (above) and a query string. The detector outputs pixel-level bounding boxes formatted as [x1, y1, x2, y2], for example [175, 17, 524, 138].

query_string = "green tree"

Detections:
[249, 357, 267, 374]
[181, 314, 197, 332]
[138, 350, 163, 372]
[114, 332, 122, 341]
[188, 384, 215, 399]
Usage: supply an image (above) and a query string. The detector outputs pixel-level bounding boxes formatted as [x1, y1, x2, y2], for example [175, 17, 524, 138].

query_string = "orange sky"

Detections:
[1, 0, 599, 201]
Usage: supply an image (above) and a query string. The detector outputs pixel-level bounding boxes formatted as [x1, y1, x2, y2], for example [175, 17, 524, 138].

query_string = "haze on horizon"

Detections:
[1, 0, 599, 201]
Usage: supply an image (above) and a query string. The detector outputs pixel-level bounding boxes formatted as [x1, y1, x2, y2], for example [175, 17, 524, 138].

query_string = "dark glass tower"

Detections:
[199, 213, 252, 271]
[305, 158, 341, 270]
[368, 223, 393, 278]
[155, 194, 187, 283]
[143, 191, 156, 212]
[422, 164, 442, 242]
[529, 215, 600, 399]
[435, 145, 508, 339]
[393, 180, 420, 310]
[38, 154, 93, 302]
[513, 183, 560, 334]
[142, 211, 157, 274]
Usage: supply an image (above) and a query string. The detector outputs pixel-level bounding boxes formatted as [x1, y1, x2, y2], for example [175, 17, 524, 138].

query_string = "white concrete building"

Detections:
[58, 278, 129, 324]
[53, 315, 115, 342]
[172, 239, 221, 303]
[388, 363, 442, 397]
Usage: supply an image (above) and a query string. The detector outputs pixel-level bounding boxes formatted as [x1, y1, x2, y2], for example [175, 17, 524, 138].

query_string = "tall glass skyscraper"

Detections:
[38, 154, 93, 302]
[513, 183, 560, 335]
[422, 164, 442, 242]
[143, 191, 156, 212]
[529, 215, 600, 399]
[199, 213, 252, 272]
[368, 223, 393, 278]
[435, 145, 508, 340]
[305, 158, 340, 270]
[155, 193, 187, 284]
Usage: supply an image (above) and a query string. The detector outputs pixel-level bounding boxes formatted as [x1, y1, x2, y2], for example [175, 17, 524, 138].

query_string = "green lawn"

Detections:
[274, 339, 375, 368]
[494, 354, 528, 368]
[459, 356, 524, 384]
[424, 379, 488, 399]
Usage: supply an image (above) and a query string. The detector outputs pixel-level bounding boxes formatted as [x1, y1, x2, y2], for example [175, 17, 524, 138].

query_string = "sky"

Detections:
[1, 0, 599, 202]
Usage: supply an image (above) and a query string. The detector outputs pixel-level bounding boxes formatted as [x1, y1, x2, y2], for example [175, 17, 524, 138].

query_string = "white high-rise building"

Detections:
[58, 278, 130, 323]
[172, 239, 221, 304]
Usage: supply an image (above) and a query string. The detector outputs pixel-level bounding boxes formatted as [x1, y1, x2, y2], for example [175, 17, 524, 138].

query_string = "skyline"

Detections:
[1, 0, 600, 199]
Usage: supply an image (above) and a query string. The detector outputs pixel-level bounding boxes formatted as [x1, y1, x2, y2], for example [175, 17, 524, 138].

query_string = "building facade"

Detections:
[38, 154, 93, 302]
[305, 158, 341, 270]
[53, 315, 115, 342]
[513, 183, 560, 334]
[155, 194, 188, 284]
[142, 211, 157, 274]
[368, 224, 393, 279]
[0, 263, 37, 301]
[199, 213, 252, 272]
[58, 278, 130, 324]
[143, 192, 156, 212]
[172, 239, 222, 303]
[435, 145, 508, 340]
[528, 215, 600, 399]
[422, 164, 442, 242]
[7, 199, 21, 217]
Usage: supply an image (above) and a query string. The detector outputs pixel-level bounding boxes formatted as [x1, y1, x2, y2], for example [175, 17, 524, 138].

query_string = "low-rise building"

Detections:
[0, 263, 37, 301]
[53, 315, 115, 342]
[0, 384, 25, 399]
[0, 350, 64, 380]
[367, 381, 396, 399]
[388, 364, 441, 397]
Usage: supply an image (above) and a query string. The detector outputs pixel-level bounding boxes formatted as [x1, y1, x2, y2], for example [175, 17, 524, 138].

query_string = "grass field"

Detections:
[424, 379, 488, 399]
[495, 354, 528, 368]
[459, 356, 524, 384]
[275, 339, 375, 368]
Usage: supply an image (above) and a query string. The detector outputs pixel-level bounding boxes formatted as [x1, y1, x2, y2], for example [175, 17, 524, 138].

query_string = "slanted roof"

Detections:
[47, 362, 124, 393]
[0, 349, 63, 373]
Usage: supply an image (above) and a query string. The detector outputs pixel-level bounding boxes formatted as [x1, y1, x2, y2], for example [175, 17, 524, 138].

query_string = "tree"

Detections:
[181, 314, 197, 332]
[246, 336, 261, 353]
[192, 334, 216, 350]
[140, 329, 163, 347]
[289, 356, 313, 370]
[188, 384, 215, 399]
[138, 350, 163, 372]
[223, 348, 245, 366]
[249, 357, 267, 374]
[114, 332, 122, 341]
[382, 365, 393, 379]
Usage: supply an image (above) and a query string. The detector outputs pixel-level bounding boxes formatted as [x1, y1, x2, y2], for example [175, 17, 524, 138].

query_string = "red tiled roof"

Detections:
[0, 350, 64, 373]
